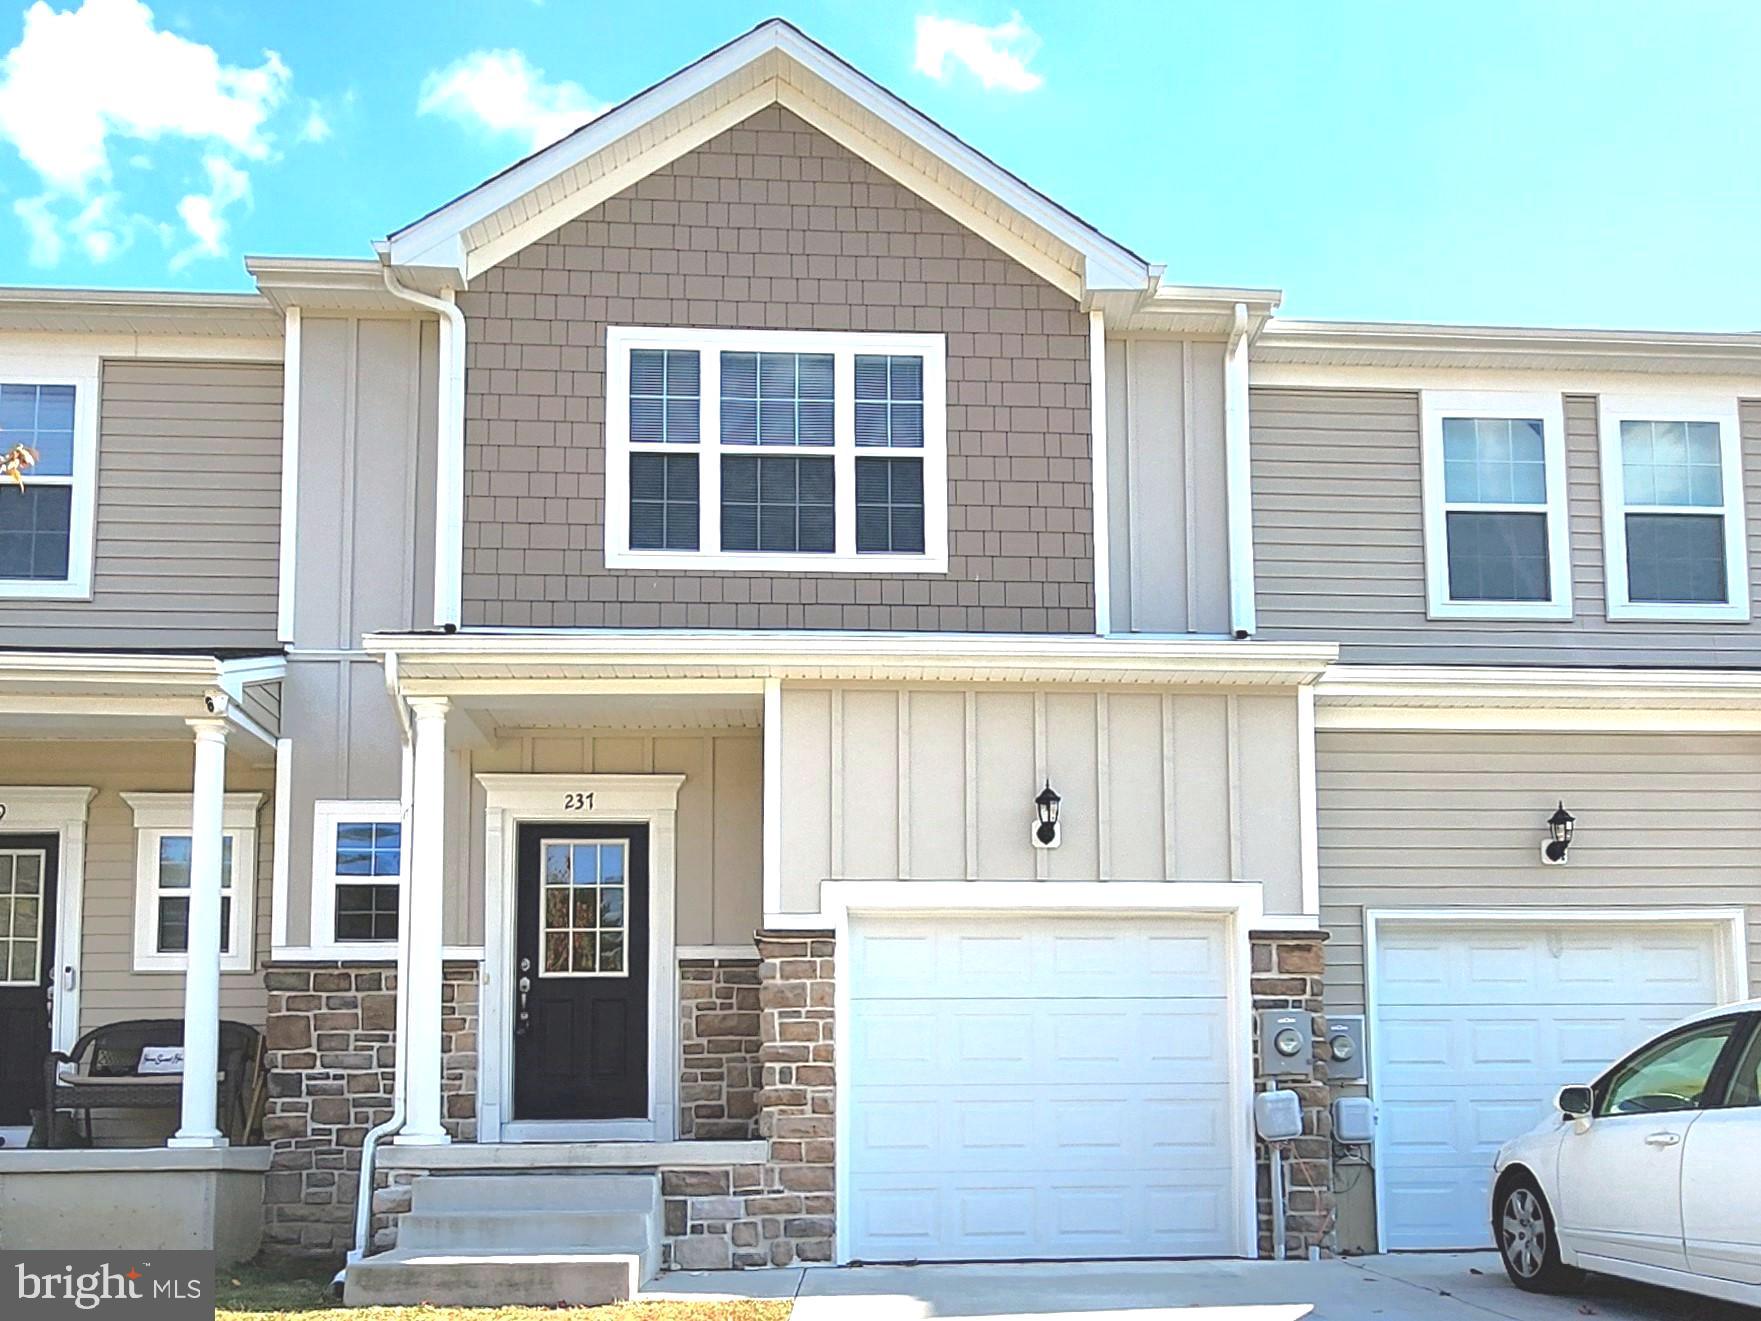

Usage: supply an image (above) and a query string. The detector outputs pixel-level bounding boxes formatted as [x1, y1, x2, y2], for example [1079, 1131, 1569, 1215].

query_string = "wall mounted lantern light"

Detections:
[1541, 801, 1575, 866]
[1032, 781, 1061, 849]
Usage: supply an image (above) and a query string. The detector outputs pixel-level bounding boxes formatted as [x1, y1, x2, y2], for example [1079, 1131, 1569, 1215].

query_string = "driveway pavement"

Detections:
[646, 1252, 1759, 1320]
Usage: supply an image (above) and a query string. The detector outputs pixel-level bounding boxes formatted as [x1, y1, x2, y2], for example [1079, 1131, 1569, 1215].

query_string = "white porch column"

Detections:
[395, 696, 451, 1145]
[170, 717, 228, 1148]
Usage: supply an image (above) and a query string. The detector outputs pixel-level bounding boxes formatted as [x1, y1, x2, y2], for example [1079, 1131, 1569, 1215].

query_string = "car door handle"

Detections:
[1644, 1131, 1682, 1147]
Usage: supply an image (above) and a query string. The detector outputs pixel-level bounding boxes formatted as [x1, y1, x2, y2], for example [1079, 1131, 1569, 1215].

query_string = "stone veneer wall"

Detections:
[261, 961, 480, 1258]
[1249, 930, 1334, 1259]
[678, 957, 762, 1140]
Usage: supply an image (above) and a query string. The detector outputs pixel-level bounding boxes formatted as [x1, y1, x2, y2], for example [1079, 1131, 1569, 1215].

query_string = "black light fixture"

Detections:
[1541, 801, 1575, 866]
[1032, 781, 1061, 849]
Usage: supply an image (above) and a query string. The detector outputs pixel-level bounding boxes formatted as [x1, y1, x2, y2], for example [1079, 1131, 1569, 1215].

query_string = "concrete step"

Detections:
[343, 1250, 644, 1308]
[410, 1172, 661, 1215]
[397, 1208, 656, 1256]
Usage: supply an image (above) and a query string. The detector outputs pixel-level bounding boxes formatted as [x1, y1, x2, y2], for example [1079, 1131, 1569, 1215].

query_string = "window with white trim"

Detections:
[125, 792, 261, 973]
[604, 327, 948, 572]
[1599, 394, 1749, 621]
[0, 368, 98, 600]
[310, 800, 403, 950]
[1420, 390, 1572, 620]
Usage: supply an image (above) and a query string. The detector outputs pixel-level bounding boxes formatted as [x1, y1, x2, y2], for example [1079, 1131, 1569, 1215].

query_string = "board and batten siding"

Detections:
[777, 685, 1305, 916]
[1251, 388, 1761, 664]
[1104, 337, 1232, 634]
[458, 103, 1093, 633]
[446, 730, 763, 950]
[0, 359, 283, 650]
[1317, 730, 1761, 1016]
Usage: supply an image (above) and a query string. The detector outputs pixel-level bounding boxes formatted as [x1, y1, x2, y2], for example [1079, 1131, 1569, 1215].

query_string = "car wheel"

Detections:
[1496, 1177, 1584, 1294]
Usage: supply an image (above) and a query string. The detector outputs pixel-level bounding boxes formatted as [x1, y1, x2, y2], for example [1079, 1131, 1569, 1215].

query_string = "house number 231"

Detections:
[562, 792, 594, 811]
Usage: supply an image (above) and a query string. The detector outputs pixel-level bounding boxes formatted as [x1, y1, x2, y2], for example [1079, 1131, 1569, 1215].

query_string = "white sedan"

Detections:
[1491, 998, 1761, 1308]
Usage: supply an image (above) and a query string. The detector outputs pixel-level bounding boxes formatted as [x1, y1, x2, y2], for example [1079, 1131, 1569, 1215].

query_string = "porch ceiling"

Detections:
[366, 631, 1339, 694]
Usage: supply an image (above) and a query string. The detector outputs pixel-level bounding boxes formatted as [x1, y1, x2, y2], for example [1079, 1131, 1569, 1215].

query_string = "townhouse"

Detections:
[0, 16, 1756, 1298]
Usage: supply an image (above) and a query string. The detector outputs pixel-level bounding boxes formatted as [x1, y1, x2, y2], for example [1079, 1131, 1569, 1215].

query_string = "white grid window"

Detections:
[310, 800, 403, 952]
[1420, 390, 1572, 620]
[604, 327, 948, 573]
[0, 358, 99, 600]
[1599, 395, 1749, 622]
[125, 793, 260, 973]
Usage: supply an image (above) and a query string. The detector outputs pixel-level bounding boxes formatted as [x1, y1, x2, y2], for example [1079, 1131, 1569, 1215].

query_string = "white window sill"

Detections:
[0, 579, 91, 601]
[603, 549, 950, 575]
[133, 953, 257, 975]
[1425, 598, 1574, 622]
[1606, 599, 1752, 623]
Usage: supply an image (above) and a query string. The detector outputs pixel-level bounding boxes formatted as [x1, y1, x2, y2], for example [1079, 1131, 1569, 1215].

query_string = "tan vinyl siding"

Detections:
[1317, 730, 1761, 1015]
[0, 360, 282, 649]
[1252, 388, 1761, 664]
[459, 104, 1093, 632]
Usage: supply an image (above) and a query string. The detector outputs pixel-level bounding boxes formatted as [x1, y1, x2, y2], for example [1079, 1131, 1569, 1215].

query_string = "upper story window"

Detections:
[1599, 394, 1748, 621]
[0, 372, 97, 600]
[1420, 390, 1571, 620]
[124, 792, 261, 974]
[604, 327, 948, 573]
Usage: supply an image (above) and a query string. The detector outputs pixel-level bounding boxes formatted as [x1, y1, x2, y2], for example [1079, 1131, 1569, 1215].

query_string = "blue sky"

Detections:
[0, 0, 1757, 329]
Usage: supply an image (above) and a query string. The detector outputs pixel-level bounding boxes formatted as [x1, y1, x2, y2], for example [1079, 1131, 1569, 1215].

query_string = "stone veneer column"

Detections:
[679, 958, 762, 1139]
[1249, 929, 1335, 1258]
[261, 960, 480, 1258]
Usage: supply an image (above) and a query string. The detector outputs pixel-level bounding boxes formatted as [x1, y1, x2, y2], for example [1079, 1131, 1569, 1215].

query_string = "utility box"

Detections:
[1254, 1088, 1303, 1142]
[1326, 1015, 1367, 1082]
[1333, 1096, 1377, 1144]
[1258, 1009, 1314, 1076]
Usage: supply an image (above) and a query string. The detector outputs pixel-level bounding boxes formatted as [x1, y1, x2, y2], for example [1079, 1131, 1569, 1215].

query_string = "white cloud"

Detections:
[170, 154, 250, 270]
[0, 0, 293, 269]
[418, 49, 603, 151]
[297, 105, 331, 144]
[914, 12, 1044, 93]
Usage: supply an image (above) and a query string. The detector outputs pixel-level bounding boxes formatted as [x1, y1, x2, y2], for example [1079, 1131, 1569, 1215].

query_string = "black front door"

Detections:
[513, 824, 649, 1120]
[0, 833, 59, 1127]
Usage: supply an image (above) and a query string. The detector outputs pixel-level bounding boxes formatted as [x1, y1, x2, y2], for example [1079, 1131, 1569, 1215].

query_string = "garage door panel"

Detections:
[847, 912, 1242, 1261]
[1374, 920, 1725, 1251]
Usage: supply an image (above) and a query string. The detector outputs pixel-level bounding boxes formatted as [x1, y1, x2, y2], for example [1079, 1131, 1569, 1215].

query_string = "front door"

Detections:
[513, 824, 649, 1121]
[0, 834, 59, 1127]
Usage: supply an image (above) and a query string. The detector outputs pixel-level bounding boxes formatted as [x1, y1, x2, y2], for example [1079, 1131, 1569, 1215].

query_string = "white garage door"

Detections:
[1374, 920, 1727, 1251]
[845, 911, 1245, 1262]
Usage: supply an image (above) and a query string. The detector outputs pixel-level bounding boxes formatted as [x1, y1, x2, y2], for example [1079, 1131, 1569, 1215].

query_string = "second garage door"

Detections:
[844, 911, 1246, 1263]
[1373, 919, 1728, 1251]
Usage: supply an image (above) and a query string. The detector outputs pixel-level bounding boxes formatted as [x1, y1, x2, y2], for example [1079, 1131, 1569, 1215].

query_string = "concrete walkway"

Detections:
[645, 1252, 1758, 1319]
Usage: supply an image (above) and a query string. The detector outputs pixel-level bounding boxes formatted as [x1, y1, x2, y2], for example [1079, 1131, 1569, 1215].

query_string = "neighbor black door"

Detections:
[513, 823, 649, 1120]
[0, 833, 59, 1127]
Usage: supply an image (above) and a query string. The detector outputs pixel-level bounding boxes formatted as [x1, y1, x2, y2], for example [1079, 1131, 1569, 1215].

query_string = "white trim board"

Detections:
[0, 786, 95, 1050]
[1360, 906, 1750, 1256]
[476, 773, 685, 1144]
[824, 879, 1265, 1265]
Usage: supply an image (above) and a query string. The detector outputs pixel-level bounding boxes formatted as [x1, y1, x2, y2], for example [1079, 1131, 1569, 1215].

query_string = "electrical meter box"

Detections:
[1254, 1088, 1303, 1142]
[1332, 1095, 1377, 1144]
[1326, 1015, 1367, 1082]
[1258, 1009, 1314, 1076]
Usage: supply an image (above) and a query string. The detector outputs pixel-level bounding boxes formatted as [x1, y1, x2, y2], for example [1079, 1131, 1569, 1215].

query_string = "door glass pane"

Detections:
[1725, 1028, 1761, 1108]
[0, 849, 46, 985]
[1601, 1019, 1736, 1116]
[537, 839, 630, 976]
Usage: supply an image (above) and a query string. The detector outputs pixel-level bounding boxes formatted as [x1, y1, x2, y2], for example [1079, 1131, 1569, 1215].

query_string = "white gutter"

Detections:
[380, 263, 466, 629]
[1224, 302, 1256, 638]
[350, 650, 416, 1266]
[1088, 308, 1112, 635]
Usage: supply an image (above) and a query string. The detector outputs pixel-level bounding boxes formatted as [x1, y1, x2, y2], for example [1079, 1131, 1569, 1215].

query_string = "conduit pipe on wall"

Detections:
[380, 261, 467, 629]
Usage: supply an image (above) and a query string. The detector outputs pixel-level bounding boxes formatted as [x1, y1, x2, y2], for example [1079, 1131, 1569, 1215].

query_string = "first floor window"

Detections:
[312, 801, 403, 949]
[1421, 391, 1570, 620]
[0, 381, 85, 593]
[125, 792, 261, 973]
[1600, 396, 1748, 621]
[605, 327, 948, 572]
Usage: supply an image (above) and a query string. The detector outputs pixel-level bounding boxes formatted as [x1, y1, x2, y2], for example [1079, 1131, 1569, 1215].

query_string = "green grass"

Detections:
[216, 1262, 793, 1321]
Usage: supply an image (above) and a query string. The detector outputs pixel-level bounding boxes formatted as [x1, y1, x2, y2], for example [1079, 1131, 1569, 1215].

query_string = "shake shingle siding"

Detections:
[459, 105, 1094, 632]
[1251, 387, 1761, 665]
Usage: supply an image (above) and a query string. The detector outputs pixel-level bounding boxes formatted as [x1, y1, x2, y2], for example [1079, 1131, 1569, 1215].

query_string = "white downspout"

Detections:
[347, 651, 416, 1268]
[1224, 302, 1257, 638]
[381, 262, 466, 630]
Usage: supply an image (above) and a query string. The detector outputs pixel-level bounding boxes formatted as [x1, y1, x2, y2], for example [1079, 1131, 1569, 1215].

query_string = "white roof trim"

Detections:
[384, 19, 1148, 297]
[364, 630, 1335, 691]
